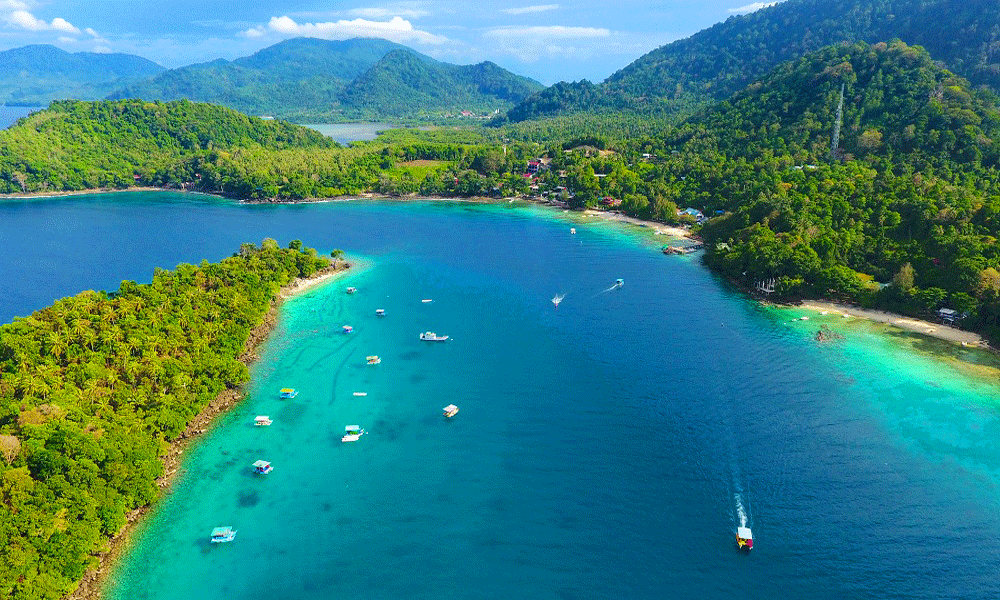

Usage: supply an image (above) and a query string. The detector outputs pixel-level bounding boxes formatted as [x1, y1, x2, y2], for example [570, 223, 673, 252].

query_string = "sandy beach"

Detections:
[582, 208, 693, 238]
[65, 262, 353, 600]
[793, 300, 990, 348]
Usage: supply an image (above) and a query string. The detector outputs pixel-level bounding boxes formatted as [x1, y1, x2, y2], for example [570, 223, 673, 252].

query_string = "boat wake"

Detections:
[552, 293, 565, 307]
[734, 492, 749, 528]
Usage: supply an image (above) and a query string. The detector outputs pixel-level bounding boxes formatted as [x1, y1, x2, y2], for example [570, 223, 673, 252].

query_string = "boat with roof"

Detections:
[342, 425, 365, 442]
[279, 388, 298, 399]
[420, 332, 449, 341]
[346, 286, 357, 294]
[342, 325, 353, 333]
[254, 415, 272, 427]
[443, 404, 459, 418]
[366, 355, 381, 365]
[252, 460, 273, 475]
[210, 526, 237, 543]
[736, 527, 753, 551]
[375, 309, 385, 316]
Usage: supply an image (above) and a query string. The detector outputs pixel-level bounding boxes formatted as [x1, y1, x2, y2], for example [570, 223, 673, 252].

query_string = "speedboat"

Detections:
[421, 299, 433, 303]
[346, 287, 357, 294]
[342, 325, 354, 334]
[736, 527, 753, 551]
[420, 332, 449, 341]
[254, 416, 272, 427]
[443, 404, 459, 418]
[342, 425, 365, 442]
[211, 526, 237, 543]
[366, 355, 381, 365]
[614, 278, 624, 288]
[279, 388, 298, 399]
[375, 309, 386, 317]
[252, 460, 273, 475]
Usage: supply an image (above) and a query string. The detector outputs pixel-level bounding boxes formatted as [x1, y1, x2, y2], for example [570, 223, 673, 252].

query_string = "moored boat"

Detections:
[420, 332, 449, 341]
[375, 309, 385, 317]
[342, 325, 354, 333]
[254, 415, 272, 427]
[252, 460, 272, 475]
[443, 404, 459, 418]
[210, 526, 237, 543]
[342, 425, 365, 442]
[346, 287, 357, 294]
[736, 526, 753, 551]
[366, 355, 381, 365]
[279, 388, 298, 399]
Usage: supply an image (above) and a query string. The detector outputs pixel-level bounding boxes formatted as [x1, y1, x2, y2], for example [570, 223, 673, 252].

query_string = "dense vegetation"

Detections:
[0, 242, 331, 599]
[0, 45, 164, 106]
[108, 38, 542, 122]
[501, 0, 1000, 123]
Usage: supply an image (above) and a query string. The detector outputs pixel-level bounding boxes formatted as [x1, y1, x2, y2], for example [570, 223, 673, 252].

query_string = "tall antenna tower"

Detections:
[830, 82, 845, 160]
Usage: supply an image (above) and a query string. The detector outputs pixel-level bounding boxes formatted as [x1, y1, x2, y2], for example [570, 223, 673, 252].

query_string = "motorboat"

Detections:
[366, 355, 381, 365]
[614, 278, 624, 288]
[252, 460, 272, 475]
[353, 392, 368, 396]
[279, 388, 298, 399]
[736, 527, 753, 551]
[342, 325, 354, 334]
[421, 299, 433, 303]
[211, 526, 237, 543]
[443, 404, 459, 418]
[375, 309, 386, 317]
[254, 416, 272, 427]
[570, 227, 576, 234]
[420, 332, 449, 341]
[346, 287, 357, 294]
[342, 425, 365, 442]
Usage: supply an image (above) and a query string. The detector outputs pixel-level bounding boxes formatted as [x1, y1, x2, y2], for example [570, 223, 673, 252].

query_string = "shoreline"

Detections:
[785, 299, 991, 349]
[64, 263, 353, 600]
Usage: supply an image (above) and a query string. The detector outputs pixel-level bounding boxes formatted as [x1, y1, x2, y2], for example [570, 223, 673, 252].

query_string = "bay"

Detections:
[1, 192, 999, 599]
[0, 106, 43, 129]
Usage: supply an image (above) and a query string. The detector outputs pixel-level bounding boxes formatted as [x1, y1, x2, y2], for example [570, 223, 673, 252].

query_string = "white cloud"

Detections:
[484, 25, 612, 62]
[501, 5, 559, 15]
[485, 25, 609, 41]
[6, 9, 81, 34]
[348, 6, 430, 19]
[57, 35, 75, 43]
[0, 1, 29, 10]
[244, 15, 448, 45]
[728, 1, 781, 14]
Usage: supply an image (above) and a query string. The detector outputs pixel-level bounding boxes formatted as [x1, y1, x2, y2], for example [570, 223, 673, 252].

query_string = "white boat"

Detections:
[342, 425, 365, 442]
[421, 299, 433, 303]
[443, 404, 459, 418]
[211, 526, 237, 543]
[254, 416, 272, 427]
[614, 278, 624, 288]
[375, 309, 386, 317]
[420, 332, 449, 341]
[552, 293, 564, 307]
[252, 460, 272, 475]
[342, 325, 354, 334]
[346, 287, 357, 294]
[570, 228, 576, 234]
[366, 355, 381, 365]
[736, 526, 753, 551]
[353, 392, 368, 397]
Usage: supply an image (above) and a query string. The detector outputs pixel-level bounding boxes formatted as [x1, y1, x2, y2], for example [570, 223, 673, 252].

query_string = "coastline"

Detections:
[64, 262, 353, 600]
[787, 299, 991, 349]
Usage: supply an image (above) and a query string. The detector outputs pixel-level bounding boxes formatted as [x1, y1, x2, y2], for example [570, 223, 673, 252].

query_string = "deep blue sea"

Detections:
[2, 192, 1000, 599]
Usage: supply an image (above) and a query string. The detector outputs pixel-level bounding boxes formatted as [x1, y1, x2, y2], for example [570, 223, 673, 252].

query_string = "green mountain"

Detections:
[503, 0, 1000, 122]
[109, 38, 543, 121]
[0, 44, 164, 106]
[339, 49, 543, 118]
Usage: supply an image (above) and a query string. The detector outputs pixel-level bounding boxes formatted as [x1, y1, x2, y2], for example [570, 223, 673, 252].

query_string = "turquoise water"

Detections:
[2, 193, 1000, 598]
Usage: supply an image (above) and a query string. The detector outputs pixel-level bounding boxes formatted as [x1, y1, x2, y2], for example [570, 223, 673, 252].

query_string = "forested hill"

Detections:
[0, 45, 164, 106]
[108, 37, 542, 122]
[0, 100, 332, 193]
[501, 0, 1000, 123]
[339, 49, 543, 119]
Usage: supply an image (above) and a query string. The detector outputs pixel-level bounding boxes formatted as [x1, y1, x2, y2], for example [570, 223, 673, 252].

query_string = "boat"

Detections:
[366, 355, 381, 365]
[552, 293, 564, 307]
[736, 527, 753, 551]
[375, 309, 385, 317]
[353, 392, 368, 397]
[254, 415, 272, 427]
[210, 526, 237, 543]
[279, 388, 298, 399]
[342, 325, 354, 334]
[570, 227, 576, 234]
[443, 404, 459, 418]
[614, 278, 624, 288]
[420, 332, 449, 341]
[252, 460, 273, 475]
[346, 287, 357, 294]
[421, 299, 433, 303]
[342, 425, 365, 442]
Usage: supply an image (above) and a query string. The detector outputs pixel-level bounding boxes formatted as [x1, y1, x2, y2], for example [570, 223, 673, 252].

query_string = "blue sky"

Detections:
[0, 1, 782, 84]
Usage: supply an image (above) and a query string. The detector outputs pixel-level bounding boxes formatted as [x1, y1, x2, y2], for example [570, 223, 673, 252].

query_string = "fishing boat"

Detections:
[342, 425, 365, 442]
[342, 325, 354, 334]
[279, 388, 298, 399]
[443, 404, 459, 418]
[736, 527, 753, 551]
[614, 278, 624, 288]
[420, 332, 449, 341]
[254, 415, 272, 427]
[346, 287, 357, 294]
[366, 355, 381, 365]
[252, 460, 273, 475]
[375, 309, 386, 317]
[210, 526, 237, 543]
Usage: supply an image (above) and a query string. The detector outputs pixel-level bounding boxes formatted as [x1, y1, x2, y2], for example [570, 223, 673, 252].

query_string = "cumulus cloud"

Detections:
[3, 3, 82, 34]
[484, 25, 611, 62]
[728, 1, 781, 14]
[243, 15, 447, 45]
[501, 5, 559, 15]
